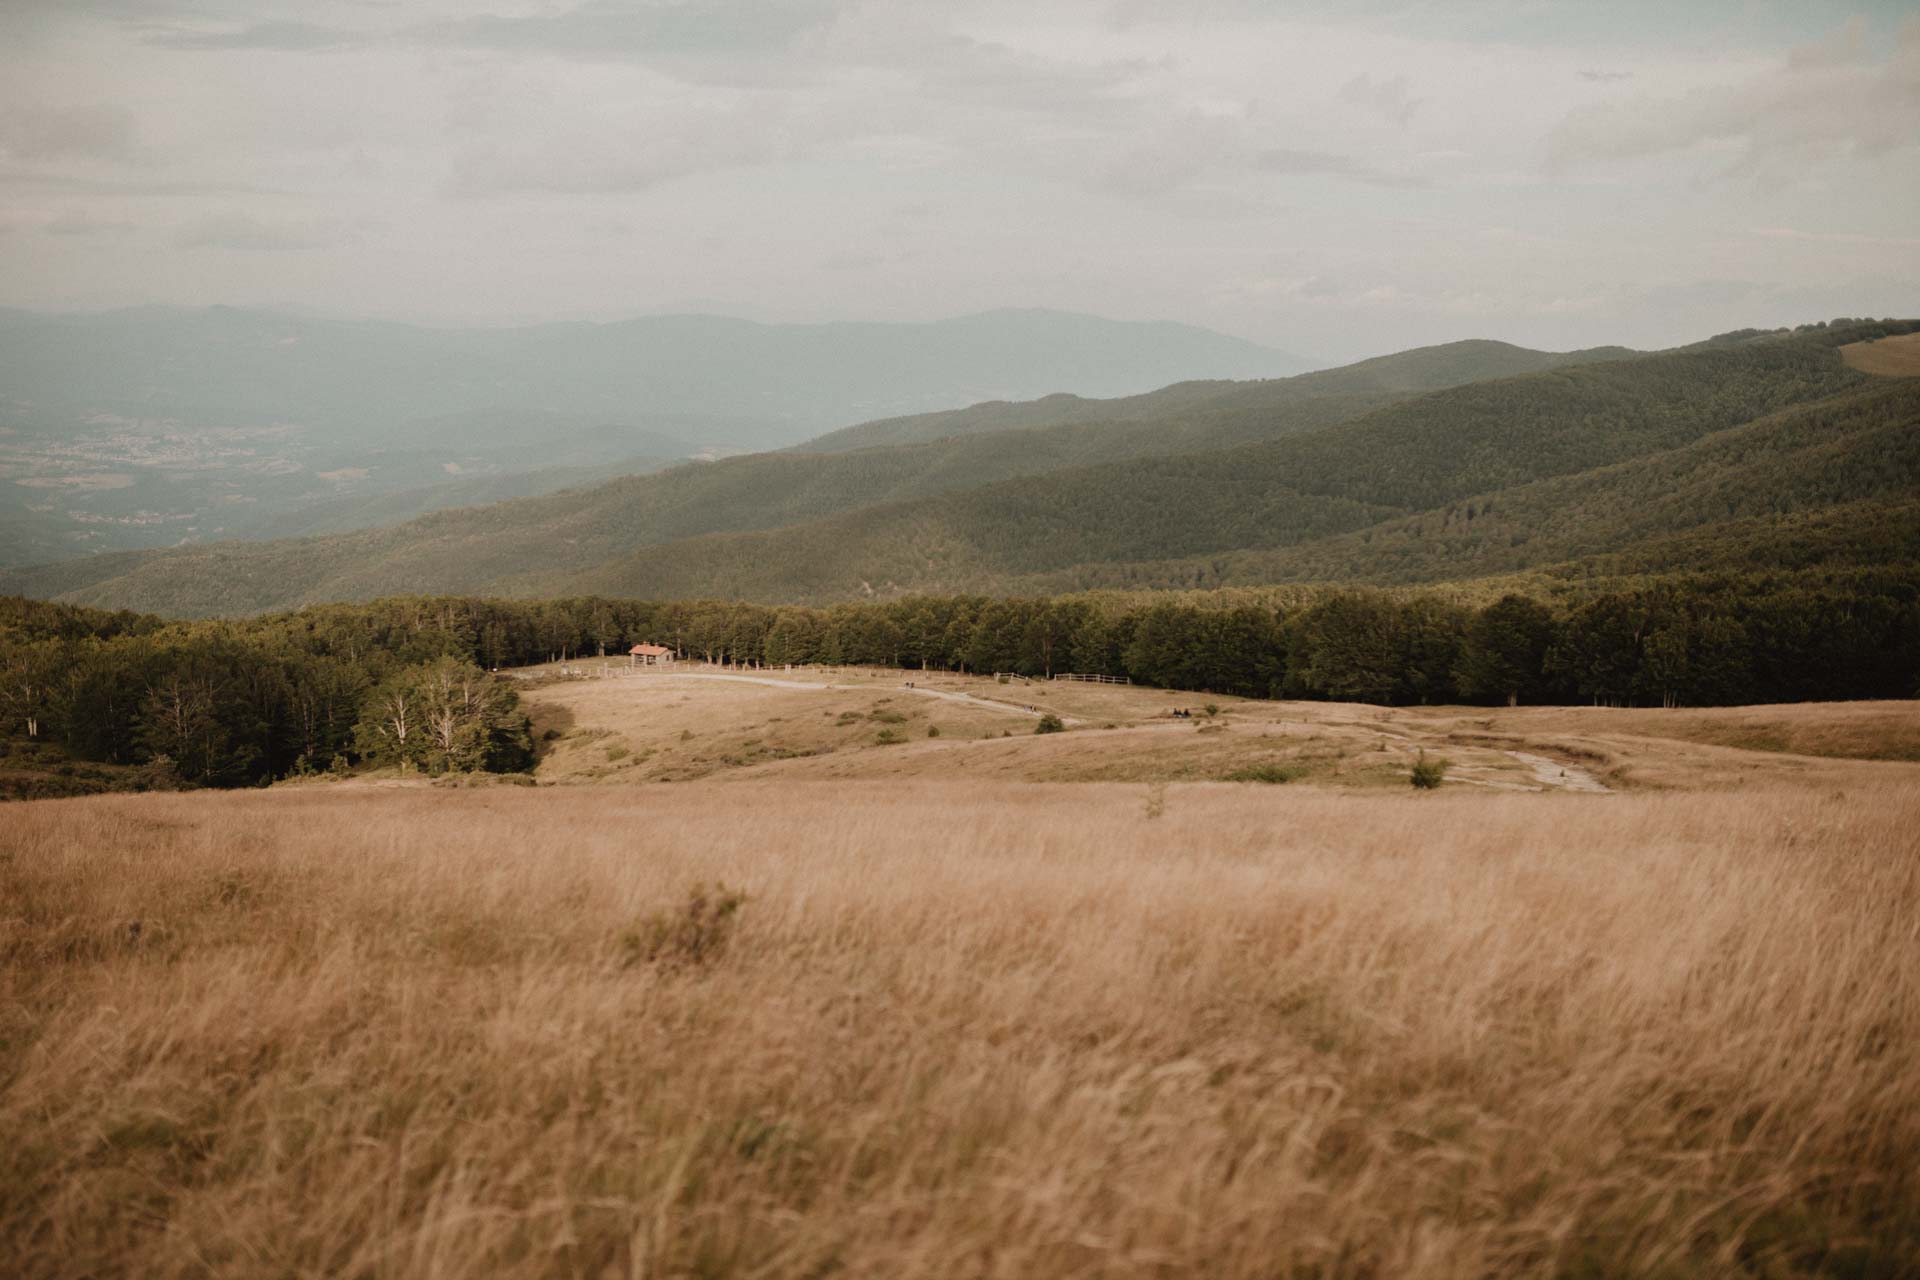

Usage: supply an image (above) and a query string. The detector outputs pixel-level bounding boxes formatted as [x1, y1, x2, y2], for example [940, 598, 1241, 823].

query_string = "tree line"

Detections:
[3, 569, 1915, 788]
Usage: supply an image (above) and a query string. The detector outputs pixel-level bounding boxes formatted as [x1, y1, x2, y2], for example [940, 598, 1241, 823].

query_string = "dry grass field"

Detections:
[1840, 331, 1920, 376]
[5, 674, 1920, 1278]
[517, 664, 1914, 791]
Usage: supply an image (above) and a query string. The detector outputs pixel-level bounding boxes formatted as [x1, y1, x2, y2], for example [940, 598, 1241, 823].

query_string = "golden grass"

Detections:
[519, 666, 1920, 792]
[526, 670, 1034, 784]
[1840, 332, 1920, 376]
[1486, 700, 1920, 763]
[521, 667, 1555, 790]
[5, 776, 1919, 1278]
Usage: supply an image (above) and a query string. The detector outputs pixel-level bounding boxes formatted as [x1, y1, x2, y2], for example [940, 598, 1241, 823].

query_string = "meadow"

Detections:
[4, 674, 1918, 1278]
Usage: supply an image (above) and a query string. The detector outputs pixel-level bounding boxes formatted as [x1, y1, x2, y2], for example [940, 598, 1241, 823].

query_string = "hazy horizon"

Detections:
[3, 0, 1916, 364]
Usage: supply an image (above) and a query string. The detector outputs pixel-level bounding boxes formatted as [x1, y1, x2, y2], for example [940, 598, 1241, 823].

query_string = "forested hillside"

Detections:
[1010, 378, 1920, 593]
[556, 332, 1888, 600]
[798, 338, 1634, 453]
[3, 320, 1912, 617]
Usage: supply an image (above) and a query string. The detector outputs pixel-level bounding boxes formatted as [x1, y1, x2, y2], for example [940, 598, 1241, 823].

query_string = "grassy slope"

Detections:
[1840, 331, 1920, 376]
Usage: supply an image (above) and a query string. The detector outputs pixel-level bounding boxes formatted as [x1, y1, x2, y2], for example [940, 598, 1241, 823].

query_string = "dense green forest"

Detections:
[5, 319, 1909, 618]
[795, 337, 1636, 453]
[5, 564, 1914, 794]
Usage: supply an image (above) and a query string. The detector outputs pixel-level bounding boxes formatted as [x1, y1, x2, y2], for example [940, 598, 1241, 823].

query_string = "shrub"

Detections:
[605, 745, 629, 762]
[870, 710, 907, 724]
[1410, 752, 1449, 789]
[875, 728, 904, 745]
[926, 725, 941, 738]
[1224, 763, 1305, 784]
[1034, 714, 1066, 735]
[135, 755, 187, 792]
[1204, 704, 1220, 718]
[621, 883, 746, 969]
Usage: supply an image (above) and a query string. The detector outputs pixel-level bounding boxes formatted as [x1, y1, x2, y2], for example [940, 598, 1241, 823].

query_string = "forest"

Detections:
[4, 563, 1915, 792]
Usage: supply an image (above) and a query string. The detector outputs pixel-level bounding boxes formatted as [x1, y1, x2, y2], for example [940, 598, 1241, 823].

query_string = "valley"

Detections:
[6, 318, 1911, 617]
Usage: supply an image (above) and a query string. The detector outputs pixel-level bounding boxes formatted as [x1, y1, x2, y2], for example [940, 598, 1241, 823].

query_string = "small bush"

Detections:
[1034, 714, 1066, 735]
[1224, 763, 1305, 784]
[135, 755, 187, 792]
[926, 724, 941, 738]
[621, 883, 746, 969]
[605, 745, 629, 762]
[875, 728, 904, 745]
[1410, 752, 1449, 789]
[1203, 703, 1220, 718]
[869, 710, 908, 725]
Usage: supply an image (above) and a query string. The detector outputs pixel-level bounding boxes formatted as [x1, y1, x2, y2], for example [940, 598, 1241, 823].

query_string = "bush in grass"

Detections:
[1034, 714, 1066, 734]
[622, 883, 746, 968]
[1410, 752, 1449, 789]
[1224, 763, 1305, 784]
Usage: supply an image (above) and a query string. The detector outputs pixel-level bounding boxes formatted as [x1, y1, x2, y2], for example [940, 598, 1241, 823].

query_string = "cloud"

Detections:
[172, 212, 332, 250]
[1749, 226, 1920, 250]
[1255, 147, 1424, 188]
[1548, 17, 1920, 175]
[1337, 72, 1418, 126]
[0, 103, 139, 163]
[0, 170, 284, 196]
[415, 0, 841, 60]
[1103, 108, 1425, 199]
[143, 20, 370, 52]
[444, 99, 793, 195]
[44, 209, 136, 236]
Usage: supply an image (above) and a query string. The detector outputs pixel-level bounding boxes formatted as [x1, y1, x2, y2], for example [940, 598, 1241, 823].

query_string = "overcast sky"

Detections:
[2, 0, 1915, 362]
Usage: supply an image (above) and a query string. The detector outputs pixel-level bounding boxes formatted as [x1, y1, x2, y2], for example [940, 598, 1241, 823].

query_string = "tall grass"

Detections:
[3, 780, 1917, 1277]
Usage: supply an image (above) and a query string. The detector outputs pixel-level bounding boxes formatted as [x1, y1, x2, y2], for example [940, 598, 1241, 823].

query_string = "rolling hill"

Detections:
[0, 334, 1597, 612]
[797, 338, 1635, 453]
[4, 320, 1912, 616]
[0, 305, 1309, 567]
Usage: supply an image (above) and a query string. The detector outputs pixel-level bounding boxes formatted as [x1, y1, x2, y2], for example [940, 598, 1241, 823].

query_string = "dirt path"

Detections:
[626, 671, 1083, 724]
[1507, 751, 1611, 793]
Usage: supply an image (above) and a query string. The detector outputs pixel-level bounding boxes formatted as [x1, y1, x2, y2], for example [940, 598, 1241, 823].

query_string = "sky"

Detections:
[1, 0, 1916, 363]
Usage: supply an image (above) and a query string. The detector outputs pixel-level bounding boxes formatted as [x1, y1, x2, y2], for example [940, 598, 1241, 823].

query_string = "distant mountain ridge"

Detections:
[797, 338, 1635, 453]
[0, 304, 1312, 448]
[0, 304, 1310, 567]
[4, 319, 1912, 616]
